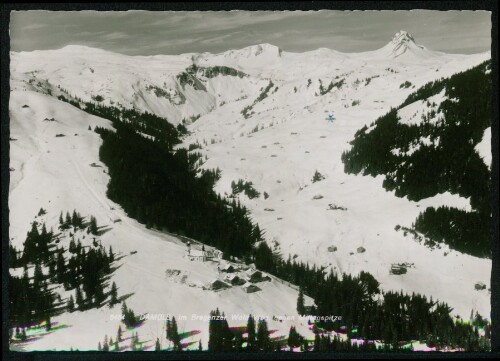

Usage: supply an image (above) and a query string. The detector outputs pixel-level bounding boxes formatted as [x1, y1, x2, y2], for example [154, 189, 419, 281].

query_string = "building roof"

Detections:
[243, 284, 261, 293]
[189, 249, 207, 257]
[221, 263, 236, 271]
[246, 269, 263, 277]
[210, 279, 231, 289]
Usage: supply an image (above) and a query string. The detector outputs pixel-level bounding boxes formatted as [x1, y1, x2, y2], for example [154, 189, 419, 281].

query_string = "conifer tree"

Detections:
[297, 287, 305, 315]
[98, 341, 102, 351]
[208, 309, 221, 351]
[109, 282, 118, 306]
[170, 316, 181, 350]
[103, 335, 109, 351]
[302, 338, 309, 352]
[171, 316, 177, 343]
[208, 308, 233, 352]
[76, 287, 84, 310]
[94, 279, 106, 306]
[288, 326, 301, 350]
[155, 337, 161, 351]
[257, 318, 271, 351]
[121, 302, 139, 327]
[246, 314, 256, 350]
[234, 332, 243, 351]
[221, 314, 233, 351]
[33, 263, 44, 289]
[135, 332, 139, 346]
[72, 210, 78, 227]
[9, 245, 19, 268]
[166, 317, 171, 343]
[89, 216, 98, 235]
[65, 212, 72, 227]
[69, 238, 76, 254]
[313, 332, 320, 352]
[198, 340, 203, 351]
[56, 250, 65, 283]
[45, 315, 51, 331]
[117, 325, 123, 342]
[122, 301, 128, 317]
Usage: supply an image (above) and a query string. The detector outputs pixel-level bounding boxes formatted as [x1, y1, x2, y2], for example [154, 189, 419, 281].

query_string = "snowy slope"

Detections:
[10, 45, 265, 125]
[9, 90, 315, 351]
[9, 31, 492, 351]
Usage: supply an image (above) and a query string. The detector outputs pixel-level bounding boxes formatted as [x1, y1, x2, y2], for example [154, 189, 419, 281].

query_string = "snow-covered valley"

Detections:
[8, 31, 492, 351]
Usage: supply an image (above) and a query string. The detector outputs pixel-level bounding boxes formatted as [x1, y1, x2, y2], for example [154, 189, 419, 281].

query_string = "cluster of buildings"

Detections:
[185, 241, 271, 293]
[209, 266, 271, 293]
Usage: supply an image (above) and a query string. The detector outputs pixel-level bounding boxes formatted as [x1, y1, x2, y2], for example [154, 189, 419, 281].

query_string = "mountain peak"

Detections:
[384, 30, 427, 59]
[391, 30, 416, 45]
[57, 44, 120, 56]
[60, 44, 101, 52]
[240, 43, 282, 57]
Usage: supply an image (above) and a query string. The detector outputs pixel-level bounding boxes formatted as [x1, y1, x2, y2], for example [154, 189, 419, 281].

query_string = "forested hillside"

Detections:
[68, 99, 263, 259]
[342, 61, 491, 258]
[9, 211, 117, 330]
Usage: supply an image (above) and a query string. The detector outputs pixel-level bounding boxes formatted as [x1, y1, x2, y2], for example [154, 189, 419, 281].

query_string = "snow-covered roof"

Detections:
[246, 269, 262, 276]
[209, 279, 231, 288]
[188, 249, 207, 257]
[243, 284, 261, 293]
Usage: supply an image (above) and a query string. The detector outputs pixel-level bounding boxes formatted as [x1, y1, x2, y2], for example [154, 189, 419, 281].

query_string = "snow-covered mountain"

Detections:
[9, 31, 491, 351]
[361, 30, 444, 59]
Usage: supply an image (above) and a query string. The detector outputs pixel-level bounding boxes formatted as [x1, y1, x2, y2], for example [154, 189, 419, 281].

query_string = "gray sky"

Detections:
[10, 10, 492, 55]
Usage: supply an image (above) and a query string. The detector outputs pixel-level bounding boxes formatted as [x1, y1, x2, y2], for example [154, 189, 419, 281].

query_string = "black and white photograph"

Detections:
[3, 4, 497, 355]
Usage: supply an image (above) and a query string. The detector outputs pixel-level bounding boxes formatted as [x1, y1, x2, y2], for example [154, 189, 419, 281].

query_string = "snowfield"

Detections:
[476, 127, 492, 168]
[9, 31, 492, 350]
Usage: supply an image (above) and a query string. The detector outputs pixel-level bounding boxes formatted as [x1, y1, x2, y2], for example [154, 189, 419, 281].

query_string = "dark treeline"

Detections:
[252, 245, 488, 350]
[204, 309, 480, 352]
[413, 206, 490, 258]
[87, 102, 186, 147]
[9, 211, 117, 330]
[207, 311, 281, 352]
[85, 102, 262, 258]
[341, 61, 491, 258]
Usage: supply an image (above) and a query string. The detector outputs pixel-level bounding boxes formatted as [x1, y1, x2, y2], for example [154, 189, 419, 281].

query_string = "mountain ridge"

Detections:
[11, 31, 485, 59]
